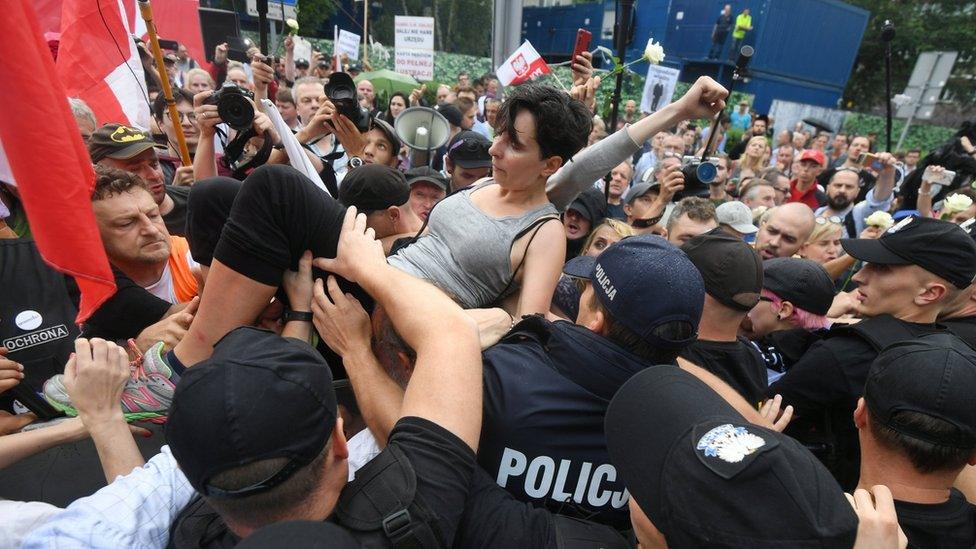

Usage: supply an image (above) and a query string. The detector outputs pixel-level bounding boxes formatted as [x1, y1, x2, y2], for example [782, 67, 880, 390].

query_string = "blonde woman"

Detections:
[798, 216, 844, 264]
[551, 219, 636, 320]
[732, 135, 771, 183]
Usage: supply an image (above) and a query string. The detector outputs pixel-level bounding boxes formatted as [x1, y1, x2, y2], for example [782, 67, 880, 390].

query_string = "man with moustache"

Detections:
[815, 152, 896, 238]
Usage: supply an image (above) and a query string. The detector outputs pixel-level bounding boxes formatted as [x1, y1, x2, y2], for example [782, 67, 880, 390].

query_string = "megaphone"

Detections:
[395, 107, 451, 167]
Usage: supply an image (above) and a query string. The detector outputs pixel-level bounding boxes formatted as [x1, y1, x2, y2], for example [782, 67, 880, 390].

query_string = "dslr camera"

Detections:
[325, 72, 371, 133]
[207, 83, 255, 130]
[675, 155, 720, 200]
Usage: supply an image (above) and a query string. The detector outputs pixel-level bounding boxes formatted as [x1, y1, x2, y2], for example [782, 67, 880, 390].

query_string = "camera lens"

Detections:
[695, 161, 718, 184]
[218, 93, 255, 130]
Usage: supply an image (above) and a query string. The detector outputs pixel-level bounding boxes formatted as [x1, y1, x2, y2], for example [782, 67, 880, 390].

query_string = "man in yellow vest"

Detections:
[730, 8, 753, 60]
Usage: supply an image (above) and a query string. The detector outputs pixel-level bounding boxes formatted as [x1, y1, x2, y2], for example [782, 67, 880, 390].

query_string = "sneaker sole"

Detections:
[44, 397, 166, 422]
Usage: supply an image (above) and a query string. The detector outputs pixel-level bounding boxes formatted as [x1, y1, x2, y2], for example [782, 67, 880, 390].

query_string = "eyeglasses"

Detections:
[758, 296, 774, 303]
[815, 216, 842, 225]
[176, 111, 197, 123]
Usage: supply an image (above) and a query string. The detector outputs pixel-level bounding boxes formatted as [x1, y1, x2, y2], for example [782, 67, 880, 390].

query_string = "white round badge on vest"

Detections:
[15, 310, 43, 331]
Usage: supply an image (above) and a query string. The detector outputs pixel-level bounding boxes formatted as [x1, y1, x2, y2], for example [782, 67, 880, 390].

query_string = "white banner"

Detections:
[640, 64, 681, 115]
[337, 29, 361, 60]
[292, 36, 312, 64]
[395, 48, 435, 81]
[394, 16, 435, 50]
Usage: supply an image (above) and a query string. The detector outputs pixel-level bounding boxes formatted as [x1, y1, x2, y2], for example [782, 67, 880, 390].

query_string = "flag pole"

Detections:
[138, 0, 191, 166]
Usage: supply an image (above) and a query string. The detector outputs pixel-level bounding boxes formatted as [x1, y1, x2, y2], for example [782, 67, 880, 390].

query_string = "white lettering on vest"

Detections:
[495, 447, 629, 509]
[2, 324, 70, 352]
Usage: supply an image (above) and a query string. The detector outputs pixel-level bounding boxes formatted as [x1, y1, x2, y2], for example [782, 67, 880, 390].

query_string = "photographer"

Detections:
[191, 89, 278, 182]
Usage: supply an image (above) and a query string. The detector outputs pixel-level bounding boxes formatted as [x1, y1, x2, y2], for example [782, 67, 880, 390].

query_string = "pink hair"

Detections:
[762, 289, 832, 331]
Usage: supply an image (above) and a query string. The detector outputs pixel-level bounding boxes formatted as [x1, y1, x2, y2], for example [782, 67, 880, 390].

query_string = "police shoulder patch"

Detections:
[691, 421, 779, 480]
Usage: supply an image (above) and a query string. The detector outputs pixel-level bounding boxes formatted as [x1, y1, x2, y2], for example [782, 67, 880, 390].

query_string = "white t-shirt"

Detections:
[346, 428, 382, 481]
[144, 250, 198, 304]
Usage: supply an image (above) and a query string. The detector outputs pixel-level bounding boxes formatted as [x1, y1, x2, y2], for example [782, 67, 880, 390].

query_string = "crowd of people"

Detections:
[3, 28, 976, 548]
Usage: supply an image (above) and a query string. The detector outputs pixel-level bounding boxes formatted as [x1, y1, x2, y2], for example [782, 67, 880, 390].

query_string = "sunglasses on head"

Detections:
[815, 216, 842, 225]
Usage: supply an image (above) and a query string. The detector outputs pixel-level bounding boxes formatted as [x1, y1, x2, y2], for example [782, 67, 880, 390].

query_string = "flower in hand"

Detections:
[864, 211, 894, 231]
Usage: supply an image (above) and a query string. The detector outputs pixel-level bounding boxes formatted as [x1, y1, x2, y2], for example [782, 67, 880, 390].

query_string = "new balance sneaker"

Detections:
[43, 341, 179, 422]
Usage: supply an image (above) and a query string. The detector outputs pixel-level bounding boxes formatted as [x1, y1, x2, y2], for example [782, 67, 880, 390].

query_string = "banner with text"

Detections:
[394, 16, 435, 80]
[640, 64, 681, 114]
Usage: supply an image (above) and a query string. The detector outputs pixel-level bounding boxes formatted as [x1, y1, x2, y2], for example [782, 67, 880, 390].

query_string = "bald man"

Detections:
[753, 203, 816, 260]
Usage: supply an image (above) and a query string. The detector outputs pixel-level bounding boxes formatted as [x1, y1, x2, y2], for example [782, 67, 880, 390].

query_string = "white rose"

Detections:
[643, 39, 665, 65]
[285, 18, 299, 33]
[943, 193, 973, 214]
[864, 211, 894, 229]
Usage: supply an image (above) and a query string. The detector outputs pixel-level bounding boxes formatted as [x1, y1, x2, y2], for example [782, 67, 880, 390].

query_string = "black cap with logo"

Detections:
[681, 228, 763, 312]
[605, 366, 858, 547]
[166, 327, 337, 498]
[842, 216, 976, 289]
[866, 333, 976, 449]
[338, 164, 410, 212]
[88, 123, 157, 163]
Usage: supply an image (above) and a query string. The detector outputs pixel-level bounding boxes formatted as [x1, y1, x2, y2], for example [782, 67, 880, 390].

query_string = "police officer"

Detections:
[768, 216, 976, 490]
[478, 235, 706, 529]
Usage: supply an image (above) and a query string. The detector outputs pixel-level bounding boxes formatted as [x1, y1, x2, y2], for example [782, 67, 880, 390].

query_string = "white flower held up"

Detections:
[943, 193, 973, 214]
[864, 211, 894, 230]
[285, 18, 299, 35]
[643, 39, 665, 65]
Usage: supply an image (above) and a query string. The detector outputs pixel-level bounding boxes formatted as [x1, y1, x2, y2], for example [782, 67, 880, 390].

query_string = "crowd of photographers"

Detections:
[2, 33, 976, 548]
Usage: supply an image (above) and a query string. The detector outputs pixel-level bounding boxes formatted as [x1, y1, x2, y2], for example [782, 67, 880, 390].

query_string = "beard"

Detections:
[827, 194, 852, 211]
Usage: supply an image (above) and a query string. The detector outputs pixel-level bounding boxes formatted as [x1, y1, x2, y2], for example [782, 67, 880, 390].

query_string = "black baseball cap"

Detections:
[295, 58, 310, 69]
[566, 187, 607, 224]
[405, 166, 448, 191]
[447, 130, 492, 169]
[605, 366, 858, 547]
[166, 327, 337, 498]
[88, 123, 156, 163]
[563, 235, 704, 349]
[237, 521, 360, 549]
[762, 257, 835, 316]
[681, 228, 763, 312]
[339, 164, 410, 212]
[436, 103, 463, 127]
[841, 216, 976, 289]
[369, 117, 402, 153]
[865, 333, 976, 449]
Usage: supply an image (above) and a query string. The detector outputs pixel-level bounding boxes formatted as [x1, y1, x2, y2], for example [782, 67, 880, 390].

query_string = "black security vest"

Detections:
[479, 316, 658, 531]
[0, 239, 78, 395]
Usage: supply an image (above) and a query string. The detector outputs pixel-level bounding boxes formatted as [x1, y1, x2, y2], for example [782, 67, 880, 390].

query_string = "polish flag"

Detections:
[56, 0, 149, 129]
[0, 0, 116, 322]
[496, 41, 551, 87]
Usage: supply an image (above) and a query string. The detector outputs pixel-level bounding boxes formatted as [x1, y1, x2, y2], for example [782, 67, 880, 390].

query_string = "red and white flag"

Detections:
[0, 0, 116, 323]
[496, 41, 551, 87]
[57, 0, 149, 129]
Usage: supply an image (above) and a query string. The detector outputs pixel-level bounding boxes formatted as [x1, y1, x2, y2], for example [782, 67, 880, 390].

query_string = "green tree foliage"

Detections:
[296, 0, 339, 37]
[842, 0, 976, 112]
[841, 112, 955, 156]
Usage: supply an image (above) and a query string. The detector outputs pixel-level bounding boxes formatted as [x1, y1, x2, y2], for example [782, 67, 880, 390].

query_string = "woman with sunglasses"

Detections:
[798, 215, 844, 264]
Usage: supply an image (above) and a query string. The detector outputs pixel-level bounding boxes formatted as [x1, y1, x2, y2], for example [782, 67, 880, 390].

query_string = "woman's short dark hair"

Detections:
[495, 83, 592, 164]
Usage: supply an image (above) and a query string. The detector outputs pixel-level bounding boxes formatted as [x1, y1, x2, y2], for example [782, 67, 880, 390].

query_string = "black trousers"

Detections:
[189, 165, 346, 286]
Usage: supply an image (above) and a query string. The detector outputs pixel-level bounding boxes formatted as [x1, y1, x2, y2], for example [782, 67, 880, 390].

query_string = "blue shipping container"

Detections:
[522, 0, 870, 113]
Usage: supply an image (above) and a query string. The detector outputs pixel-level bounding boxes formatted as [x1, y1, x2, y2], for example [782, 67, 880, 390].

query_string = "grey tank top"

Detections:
[388, 179, 559, 309]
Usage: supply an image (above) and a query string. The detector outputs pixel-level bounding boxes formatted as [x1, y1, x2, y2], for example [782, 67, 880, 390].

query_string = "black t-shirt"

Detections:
[78, 268, 172, 342]
[714, 13, 733, 35]
[752, 328, 826, 374]
[165, 185, 191, 237]
[168, 417, 476, 548]
[895, 489, 976, 549]
[680, 337, 768, 405]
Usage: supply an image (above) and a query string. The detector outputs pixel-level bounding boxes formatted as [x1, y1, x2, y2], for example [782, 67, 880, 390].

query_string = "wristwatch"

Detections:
[348, 156, 365, 169]
[282, 310, 313, 323]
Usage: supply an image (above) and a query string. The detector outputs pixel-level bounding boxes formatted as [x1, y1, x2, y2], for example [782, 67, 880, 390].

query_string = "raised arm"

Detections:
[314, 208, 484, 450]
[546, 76, 728, 210]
